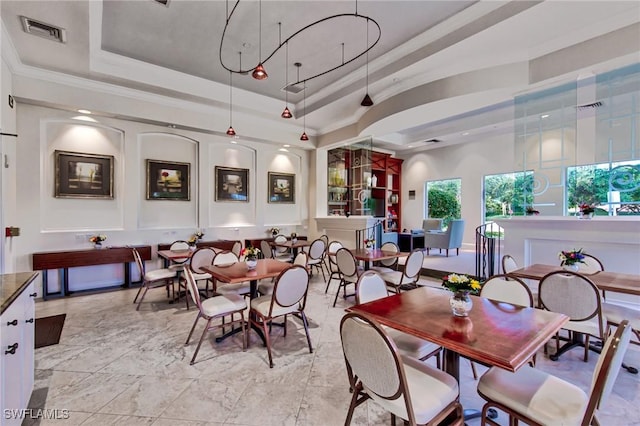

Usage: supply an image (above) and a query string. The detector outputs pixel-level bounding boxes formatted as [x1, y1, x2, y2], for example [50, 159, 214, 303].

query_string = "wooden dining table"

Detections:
[348, 286, 568, 419]
[270, 239, 311, 258]
[201, 259, 291, 342]
[509, 264, 640, 296]
[344, 248, 408, 270]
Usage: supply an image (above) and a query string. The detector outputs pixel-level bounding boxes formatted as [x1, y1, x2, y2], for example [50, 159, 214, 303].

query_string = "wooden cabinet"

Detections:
[1, 274, 38, 425]
[327, 148, 403, 232]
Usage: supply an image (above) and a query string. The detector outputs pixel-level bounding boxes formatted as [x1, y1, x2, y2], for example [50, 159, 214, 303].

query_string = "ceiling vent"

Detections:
[283, 83, 305, 94]
[20, 16, 66, 43]
[576, 101, 603, 110]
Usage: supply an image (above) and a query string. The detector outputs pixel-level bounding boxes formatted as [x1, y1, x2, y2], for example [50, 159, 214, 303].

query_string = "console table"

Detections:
[32, 246, 151, 299]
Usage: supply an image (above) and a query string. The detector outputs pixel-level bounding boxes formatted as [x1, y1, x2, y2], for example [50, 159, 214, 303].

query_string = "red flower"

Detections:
[161, 171, 169, 178]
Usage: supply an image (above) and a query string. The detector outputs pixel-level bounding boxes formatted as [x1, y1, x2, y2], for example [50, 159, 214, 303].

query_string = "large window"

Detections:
[567, 160, 640, 215]
[425, 178, 461, 227]
[483, 172, 534, 221]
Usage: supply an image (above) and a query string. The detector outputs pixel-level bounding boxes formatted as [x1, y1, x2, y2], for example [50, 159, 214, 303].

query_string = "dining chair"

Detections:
[602, 303, 640, 349]
[257, 252, 306, 296]
[468, 274, 535, 378]
[306, 238, 327, 281]
[477, 320, 631, 426]
[538, 270, 606, 362]
[370, 241, 400, 274]
[318, 233, 330, 271]
[273, 234, 292, 262]
[183, 268, 247, 365]
[188, 247, 216, 296]
[340, 312, 463, 426]
[260, 239, 274, 259]
[380, 248, 424, 293]
[333, 248, 362, 307]
[501, 254, 538, 304]
[325, 240, 343, 293]
[210, 250, 251, 297]
[356, 271, 442, 367]
[168, 239, 190, 270]
[132, 247, 177, 311]
[249, 265, 313, 367]
[230, 240, 242, 258]
[575, 253, 606, 298]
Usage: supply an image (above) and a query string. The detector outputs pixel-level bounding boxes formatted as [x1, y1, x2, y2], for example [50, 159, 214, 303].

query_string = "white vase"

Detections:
[450, 291, 473, 317]
[246, 258, 258, 270]
[371, 175, 378, 187]
[563, 263, 579, 272]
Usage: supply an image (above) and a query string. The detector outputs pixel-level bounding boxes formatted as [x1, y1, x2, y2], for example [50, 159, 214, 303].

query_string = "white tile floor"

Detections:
[27, 264, 640, 425]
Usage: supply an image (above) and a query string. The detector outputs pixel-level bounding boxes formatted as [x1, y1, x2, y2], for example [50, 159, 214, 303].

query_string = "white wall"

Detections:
[13, 104, 309, 295]
[400, 134, 515, 245]
[1, 57, 17, 273]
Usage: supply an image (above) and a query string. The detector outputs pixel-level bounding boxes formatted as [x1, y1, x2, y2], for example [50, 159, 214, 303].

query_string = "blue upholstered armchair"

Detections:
[424, 219, 465, 256]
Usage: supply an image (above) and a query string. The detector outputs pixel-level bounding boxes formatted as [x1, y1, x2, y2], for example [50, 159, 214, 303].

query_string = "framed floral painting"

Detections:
[54, 150, 114, 199]
[268, 172, 295, 203]
[215, 166, 249, 202]
[146, 159, 190, 200]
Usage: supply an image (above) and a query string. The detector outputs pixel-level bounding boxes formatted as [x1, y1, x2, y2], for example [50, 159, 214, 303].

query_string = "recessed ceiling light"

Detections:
[230, 140, 237, 144]
[283, 144, 290, 148]
[78, 109, 91, 114]
[541, 114, 550, 118]
[167, 124, 176, 129]
[279, 148, 289, 152]
[407, 145, 413, 148]
[462, 132, 470, 136]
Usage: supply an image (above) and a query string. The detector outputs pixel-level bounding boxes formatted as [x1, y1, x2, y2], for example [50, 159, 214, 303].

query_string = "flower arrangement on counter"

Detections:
[364, 238, 376, 248]
[89, 234, 107, 243]
[241, 246, 261, 259]
[579, 203, 596, 214]
[442, 273, 481, 294]
[558, 248, 586, 266]
[188, 229, 205, 245]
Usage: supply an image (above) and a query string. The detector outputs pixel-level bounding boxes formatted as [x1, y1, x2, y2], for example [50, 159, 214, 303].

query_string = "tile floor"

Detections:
[27, 266, 640, 425]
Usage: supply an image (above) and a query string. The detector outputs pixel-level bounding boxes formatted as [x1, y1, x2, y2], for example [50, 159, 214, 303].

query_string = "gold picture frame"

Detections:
[54, 150, 114, 199]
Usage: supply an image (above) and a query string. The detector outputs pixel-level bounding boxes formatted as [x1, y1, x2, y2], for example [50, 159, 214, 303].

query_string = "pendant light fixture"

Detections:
[297, 62, 309, 141]
[226, 68, 236, 136]
[280, 23, 292, 119]
[251, 0, 268, 80]
[361, 18, 373, 107]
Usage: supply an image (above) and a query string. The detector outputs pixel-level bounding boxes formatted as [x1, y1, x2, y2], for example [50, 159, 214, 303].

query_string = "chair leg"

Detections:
[185, 312, 201, 345]
[584, 335, 590, 362]
[136, 286, 150, 311]
[333, 280, 344, 307]
[190, 317, 212, 365]
[300, 311, 313, 353]
[133, 282, 146, 303]
[470, 360, 478, 380]
[261, 315, 274, 368]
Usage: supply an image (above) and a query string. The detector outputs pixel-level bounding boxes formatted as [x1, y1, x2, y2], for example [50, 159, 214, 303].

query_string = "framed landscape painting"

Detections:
[215, 166, 249, 202]
[54, 150, 114, 199]
[146, 159, 190, 200]
[268, 172, 295, 203]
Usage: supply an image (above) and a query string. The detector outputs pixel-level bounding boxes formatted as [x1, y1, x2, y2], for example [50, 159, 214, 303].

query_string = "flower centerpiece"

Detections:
[442, 273, 481, 317]
[89, 234, 107, 249]
[188, 229, 205, 246]
[578, 203, 596, 219]
[290, 232, 298, 243]
[364, 237, 375, 250]
[269, 227, 280, 237]
[241, 246, 261, 269]
[558, 248, 585, 272]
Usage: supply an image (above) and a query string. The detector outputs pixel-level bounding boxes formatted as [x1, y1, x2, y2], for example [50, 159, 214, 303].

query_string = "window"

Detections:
[425, 178, 461, 227]
[566, 160, 640, 216]
[483, 172, 534, 221]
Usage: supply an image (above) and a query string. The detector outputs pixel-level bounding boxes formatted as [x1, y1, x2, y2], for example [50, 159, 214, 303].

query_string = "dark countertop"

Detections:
[1, 272, 39, 314]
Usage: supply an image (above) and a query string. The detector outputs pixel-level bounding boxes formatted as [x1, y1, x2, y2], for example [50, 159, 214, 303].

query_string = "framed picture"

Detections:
[215, 166, 249, 202]
[268, 172, 295, 203]
[54, 150, 114, 199]
[146, 160, 190, 200]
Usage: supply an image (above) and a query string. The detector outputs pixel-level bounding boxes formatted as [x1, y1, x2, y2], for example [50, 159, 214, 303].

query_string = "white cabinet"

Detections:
[1, 281, 36, 426]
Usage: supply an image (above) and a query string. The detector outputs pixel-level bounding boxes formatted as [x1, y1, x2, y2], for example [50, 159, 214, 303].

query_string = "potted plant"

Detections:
[578, 203, 596, 219]
[558, 248, 586, 272]
[525, 206, 540, 216]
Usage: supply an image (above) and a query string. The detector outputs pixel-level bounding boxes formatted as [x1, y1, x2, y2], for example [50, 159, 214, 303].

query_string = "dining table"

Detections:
[509, 264, 640, 296]
[344, 248, 408, 270]
[348, 286, 569, 420]
[270, 239, 311, 258]
[201, 259, 291, 343]
[157, 248, 193, 268]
